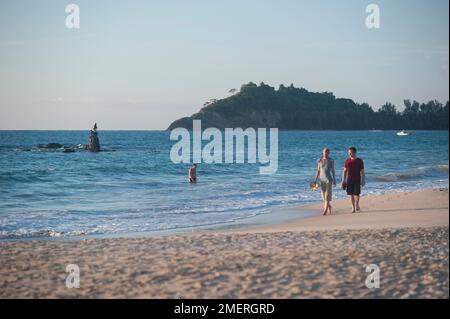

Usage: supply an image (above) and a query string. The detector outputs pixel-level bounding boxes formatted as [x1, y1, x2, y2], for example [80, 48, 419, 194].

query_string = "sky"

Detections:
[0, 0, 448, 130]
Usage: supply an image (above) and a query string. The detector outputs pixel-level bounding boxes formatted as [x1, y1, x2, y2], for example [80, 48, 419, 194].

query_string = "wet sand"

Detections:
[0, 189, 448, 298]
[230, 188, 449, 233]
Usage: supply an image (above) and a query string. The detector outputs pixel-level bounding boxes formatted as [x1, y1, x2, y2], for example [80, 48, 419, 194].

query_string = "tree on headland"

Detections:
[403, 99, 420, 115]
[380, 102, 398, 115]
[203, 99, 218, 107]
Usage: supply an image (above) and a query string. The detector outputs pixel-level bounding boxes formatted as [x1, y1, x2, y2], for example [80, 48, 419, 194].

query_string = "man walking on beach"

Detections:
[341, 147, 365, 213]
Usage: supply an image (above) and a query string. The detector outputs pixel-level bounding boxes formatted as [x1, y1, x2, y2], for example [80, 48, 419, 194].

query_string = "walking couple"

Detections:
[314, 147, 365, 216]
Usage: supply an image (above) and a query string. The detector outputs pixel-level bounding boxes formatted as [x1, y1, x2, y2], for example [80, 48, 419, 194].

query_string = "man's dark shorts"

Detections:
[346, 181, 361, 195]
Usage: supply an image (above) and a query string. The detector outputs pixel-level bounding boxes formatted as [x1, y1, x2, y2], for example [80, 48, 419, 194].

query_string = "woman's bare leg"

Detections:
[322, 201, 328, 215]
[323, 201, 332, 216]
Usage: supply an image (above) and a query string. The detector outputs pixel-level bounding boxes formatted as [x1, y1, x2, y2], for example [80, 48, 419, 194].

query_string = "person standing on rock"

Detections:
[87, 123, 101, 152]
[91, 123, 98, 137]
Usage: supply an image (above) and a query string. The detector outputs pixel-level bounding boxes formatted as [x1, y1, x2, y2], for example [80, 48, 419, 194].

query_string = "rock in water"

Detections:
[87, 135, 101, 152]
[37, 143, 63, 149]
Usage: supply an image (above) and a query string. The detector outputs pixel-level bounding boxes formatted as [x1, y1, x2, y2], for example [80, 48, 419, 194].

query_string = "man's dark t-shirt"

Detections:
[345, 158, 364, 182]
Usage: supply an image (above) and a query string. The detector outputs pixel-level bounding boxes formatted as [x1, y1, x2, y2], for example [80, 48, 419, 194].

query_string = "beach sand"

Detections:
[0, 188, 448, 299]
[229, 187, 449, 233]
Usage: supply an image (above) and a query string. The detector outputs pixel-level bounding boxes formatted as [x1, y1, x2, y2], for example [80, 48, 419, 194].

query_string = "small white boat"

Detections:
[396, 130, 409, 136]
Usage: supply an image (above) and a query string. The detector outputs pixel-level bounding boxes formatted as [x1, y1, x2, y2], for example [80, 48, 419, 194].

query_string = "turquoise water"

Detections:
[0, 130, 448, 239]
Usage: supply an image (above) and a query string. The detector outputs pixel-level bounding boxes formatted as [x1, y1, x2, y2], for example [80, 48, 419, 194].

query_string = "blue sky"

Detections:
[0, 0, 448, 129]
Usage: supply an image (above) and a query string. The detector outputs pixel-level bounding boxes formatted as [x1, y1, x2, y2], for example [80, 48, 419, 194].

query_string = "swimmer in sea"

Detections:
[188, 163, 197, 183]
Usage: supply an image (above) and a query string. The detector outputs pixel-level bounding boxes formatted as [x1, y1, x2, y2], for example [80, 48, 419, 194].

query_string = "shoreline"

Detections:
[0, 188, 448, 298]
[1, 187, 448, 242]
[220, 187, 449, 234]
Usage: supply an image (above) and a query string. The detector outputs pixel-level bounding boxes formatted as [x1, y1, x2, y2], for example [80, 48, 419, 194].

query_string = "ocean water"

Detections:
[0, 130, 448, 239]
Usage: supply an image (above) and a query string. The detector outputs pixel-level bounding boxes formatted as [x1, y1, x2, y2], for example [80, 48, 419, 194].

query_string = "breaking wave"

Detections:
[373, 164, 449, 182]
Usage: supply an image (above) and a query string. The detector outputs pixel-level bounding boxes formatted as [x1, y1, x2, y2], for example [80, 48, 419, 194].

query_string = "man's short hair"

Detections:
[193, 163, 197, 167]
[349, 147, 357, 153]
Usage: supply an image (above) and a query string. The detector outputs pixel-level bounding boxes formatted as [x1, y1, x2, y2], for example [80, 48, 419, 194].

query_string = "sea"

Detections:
[0, 130, 448, 239]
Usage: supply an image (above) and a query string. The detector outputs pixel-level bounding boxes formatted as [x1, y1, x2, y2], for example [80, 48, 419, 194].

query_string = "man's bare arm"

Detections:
[361, 169, 365, 186]
[341, 167, 347, 188]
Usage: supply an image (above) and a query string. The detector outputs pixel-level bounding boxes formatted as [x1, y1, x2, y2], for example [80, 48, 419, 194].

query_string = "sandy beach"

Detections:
[230, 187, 449, 233]
[1, 188, 448, 299]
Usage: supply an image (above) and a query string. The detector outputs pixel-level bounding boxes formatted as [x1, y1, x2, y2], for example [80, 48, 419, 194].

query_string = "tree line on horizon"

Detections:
[167, 82, 449, 130]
